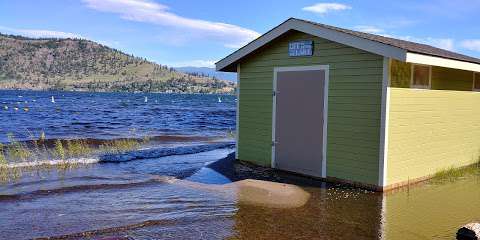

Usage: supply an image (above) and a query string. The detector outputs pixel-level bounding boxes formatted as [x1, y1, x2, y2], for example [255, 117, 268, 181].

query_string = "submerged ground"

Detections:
[0, 90, 478, 239]
[0, 148, 479, 240]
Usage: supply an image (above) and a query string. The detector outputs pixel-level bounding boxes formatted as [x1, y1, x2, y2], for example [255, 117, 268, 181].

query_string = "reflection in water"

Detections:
[0, 148, 478, 239]
[383, 176, 480, 239]
[230, 186, 383, 240]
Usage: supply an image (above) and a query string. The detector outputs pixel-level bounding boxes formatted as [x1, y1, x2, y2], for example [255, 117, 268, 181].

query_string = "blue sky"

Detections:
[1, 0, 480, 68]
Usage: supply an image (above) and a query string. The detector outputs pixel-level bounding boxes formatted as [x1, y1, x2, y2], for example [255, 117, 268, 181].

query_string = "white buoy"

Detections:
[218, 97, 222, 103]
[13, 107, 18, 111]
[3, 106, 8, 110]
[144, 96, 148, 103]
[51, 96, 55, 103]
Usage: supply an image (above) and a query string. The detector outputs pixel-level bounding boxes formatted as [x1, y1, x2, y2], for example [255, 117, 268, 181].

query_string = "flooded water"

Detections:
[0, 90, 478, 239]
[0, 148, 478, 240]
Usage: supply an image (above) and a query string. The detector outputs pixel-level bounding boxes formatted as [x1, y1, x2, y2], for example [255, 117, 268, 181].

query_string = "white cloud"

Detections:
[422, 38, 455, 51]
[0, 26, 83, 39]
[302, 3, 351, 14]
[461, 40, 480, 52]
[351, 24, 455, 51]
[398, 36, 455, 51]
[15, 29, 83, 39]
[169, 59, 216, 68]
[385, 34, 455, 51]
[82, 0, 260, 48]
[96, 39, 122, 48]
[354, 25, 384, 34]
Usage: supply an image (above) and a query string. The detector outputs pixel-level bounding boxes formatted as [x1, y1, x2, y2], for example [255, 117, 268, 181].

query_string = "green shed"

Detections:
[216, 18, 480, 191]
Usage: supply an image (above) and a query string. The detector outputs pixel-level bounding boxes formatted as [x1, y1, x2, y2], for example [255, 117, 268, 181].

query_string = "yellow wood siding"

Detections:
[238, 30, 384, 185]
[386, 88, 480, 185]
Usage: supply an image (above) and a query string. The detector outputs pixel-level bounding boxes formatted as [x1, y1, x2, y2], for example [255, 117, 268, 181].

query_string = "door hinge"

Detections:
[272, 141, 277, 146]
[272, 91, 276, 96]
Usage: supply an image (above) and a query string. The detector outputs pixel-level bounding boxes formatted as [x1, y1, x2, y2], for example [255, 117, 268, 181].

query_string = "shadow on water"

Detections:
[0, 148, 479, 240]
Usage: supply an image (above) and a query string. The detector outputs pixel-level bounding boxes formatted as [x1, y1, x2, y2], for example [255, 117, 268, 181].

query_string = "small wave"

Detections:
[1, 142, 233, 170]
[3, 134, 228, 147]
[99, 142, 235, 163]
[2, 157, 99, 169]
[37, 219, 177, 240]
[0, 176, 176, 201]
[8, 176, 114, 188]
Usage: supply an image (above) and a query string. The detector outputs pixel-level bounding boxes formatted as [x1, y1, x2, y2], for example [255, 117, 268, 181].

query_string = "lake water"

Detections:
[0, 90, 478, 240]
[0, 90, 235, 143]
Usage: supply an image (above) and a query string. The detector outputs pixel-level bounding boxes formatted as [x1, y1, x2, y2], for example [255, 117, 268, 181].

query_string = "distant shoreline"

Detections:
[0, 88, 236, 95]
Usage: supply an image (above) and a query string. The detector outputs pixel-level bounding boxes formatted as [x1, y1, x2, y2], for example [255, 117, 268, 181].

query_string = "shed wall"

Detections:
[238, 31, 384, 185]
[386, 88, 480, 186]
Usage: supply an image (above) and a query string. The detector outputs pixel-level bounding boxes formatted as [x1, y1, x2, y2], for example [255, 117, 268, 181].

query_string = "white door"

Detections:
[273, 66, 328, 178]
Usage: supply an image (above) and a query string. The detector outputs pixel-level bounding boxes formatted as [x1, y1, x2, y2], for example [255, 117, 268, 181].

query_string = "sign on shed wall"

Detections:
[289, 40, 313, 57]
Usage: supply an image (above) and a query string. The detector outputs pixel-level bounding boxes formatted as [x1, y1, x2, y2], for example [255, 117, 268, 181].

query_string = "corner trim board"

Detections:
[235, 64, 240, 159]
[378, 57, 390, 187]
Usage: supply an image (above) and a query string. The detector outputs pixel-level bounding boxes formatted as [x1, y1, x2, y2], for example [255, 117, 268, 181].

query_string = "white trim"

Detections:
[272, 65, 329, 178]
[410, 63, 432, 89]
[474, 72, 480, 91]
[235, 64, 240, 159]
[322, 67, 329, 178]
[216, 18, 407, 71]
[406, 52, 480, 72]
[429, 65, 432, 87]
[378, 57, 390, 187]
[271, 69, 277, 168]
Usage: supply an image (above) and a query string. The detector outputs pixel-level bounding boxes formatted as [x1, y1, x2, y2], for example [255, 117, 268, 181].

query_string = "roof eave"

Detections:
[216, 18, 480, 73]
[406, 52, 480, 72]
[216, 18, 408, 72]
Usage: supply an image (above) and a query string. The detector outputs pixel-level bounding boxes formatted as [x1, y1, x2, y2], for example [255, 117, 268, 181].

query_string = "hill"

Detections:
[175, 67, 237, 82]
[0, 33, 235, 94]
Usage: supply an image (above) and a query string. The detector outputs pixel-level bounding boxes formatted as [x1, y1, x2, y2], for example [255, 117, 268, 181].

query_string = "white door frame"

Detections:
[272, 65, 329, 178]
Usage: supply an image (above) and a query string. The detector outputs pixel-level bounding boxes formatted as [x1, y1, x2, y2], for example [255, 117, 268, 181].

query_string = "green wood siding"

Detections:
[238, 30, 384, 185]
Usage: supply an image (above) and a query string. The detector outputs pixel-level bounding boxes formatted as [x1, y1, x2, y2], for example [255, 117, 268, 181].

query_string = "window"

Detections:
[390, 59, 411, 88]
[411, 64, 431, 89]
[474, 72, 480, 91]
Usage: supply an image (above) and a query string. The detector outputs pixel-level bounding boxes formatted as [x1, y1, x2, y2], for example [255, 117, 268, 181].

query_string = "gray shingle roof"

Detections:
[296, 18, 480, 65]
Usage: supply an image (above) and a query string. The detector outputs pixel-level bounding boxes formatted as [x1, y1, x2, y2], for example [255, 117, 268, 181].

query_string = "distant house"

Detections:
[216, 18, 480, 191]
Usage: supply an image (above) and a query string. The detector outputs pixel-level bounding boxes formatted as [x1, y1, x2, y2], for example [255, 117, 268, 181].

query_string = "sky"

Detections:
[1, 0, 480, 68]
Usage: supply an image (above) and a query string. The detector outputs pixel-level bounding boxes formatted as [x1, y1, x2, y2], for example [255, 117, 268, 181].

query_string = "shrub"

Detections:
[53, 139, 65, 160]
